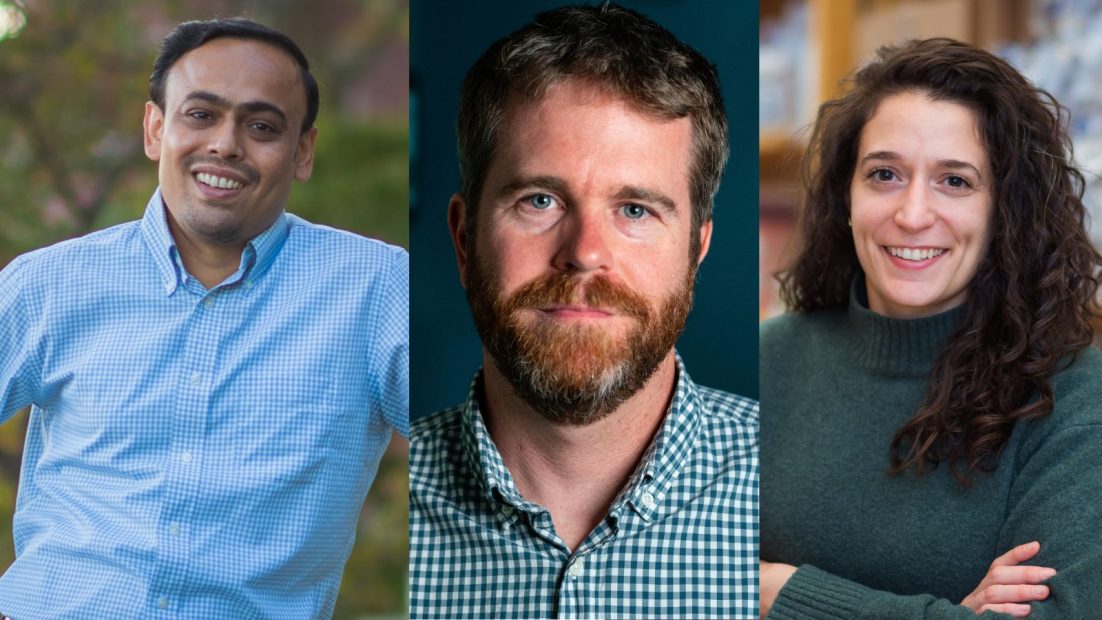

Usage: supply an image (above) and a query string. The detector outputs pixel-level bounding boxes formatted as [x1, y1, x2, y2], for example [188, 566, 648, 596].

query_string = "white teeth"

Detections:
[196, 172, 243, 190]
[887, 247, 945, 261]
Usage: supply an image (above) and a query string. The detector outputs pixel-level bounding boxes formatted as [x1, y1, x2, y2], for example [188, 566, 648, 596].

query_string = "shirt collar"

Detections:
[139, 187, 291, 295]
[460, 354, 704, 523]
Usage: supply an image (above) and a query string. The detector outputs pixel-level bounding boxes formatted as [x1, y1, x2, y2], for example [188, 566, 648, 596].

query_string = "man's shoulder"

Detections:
[691, 383, 759, 450]
[409, 406, 472, 499]
[411, 405, 464, 445]
[284, 214, 408, 267]
[693, 383, 758, 427]
[3, 221, 142, 281]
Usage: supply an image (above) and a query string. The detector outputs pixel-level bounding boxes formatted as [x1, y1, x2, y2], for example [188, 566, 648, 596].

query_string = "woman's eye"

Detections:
[870, 168, 896, 182]
[525, 194, 556, 210]
[623, 204, 649, 220]
[945, 175, 971, 189]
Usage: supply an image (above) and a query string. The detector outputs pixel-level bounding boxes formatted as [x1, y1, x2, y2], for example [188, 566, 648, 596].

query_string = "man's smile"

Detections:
[188, 163, 254, 201]
[195, 172, 244, 190]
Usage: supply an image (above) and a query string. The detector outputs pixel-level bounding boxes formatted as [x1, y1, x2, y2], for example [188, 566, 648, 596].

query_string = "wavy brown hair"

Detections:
[778, 38, 1102, 484]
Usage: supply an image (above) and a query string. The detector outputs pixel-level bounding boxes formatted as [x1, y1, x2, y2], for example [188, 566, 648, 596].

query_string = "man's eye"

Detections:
[524, 194, 556, 210]
[622, 204, 649, 219]
[188, 110, 213, 121]
[250, 122, 276, 134]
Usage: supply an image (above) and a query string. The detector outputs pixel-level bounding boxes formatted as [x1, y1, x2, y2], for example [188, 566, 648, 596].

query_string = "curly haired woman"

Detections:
[761, 38, 1102, 618]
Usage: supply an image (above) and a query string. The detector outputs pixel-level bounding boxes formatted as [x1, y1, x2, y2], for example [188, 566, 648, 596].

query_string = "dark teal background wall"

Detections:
[410, 1, 758, 419]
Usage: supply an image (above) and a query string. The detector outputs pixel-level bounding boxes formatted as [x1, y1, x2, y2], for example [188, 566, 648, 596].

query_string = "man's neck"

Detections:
[480, 351, 678, 552]
[166, 218, 247, 290]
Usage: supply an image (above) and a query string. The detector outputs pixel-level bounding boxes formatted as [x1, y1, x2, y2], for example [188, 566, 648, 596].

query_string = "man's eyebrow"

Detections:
[613, 185, 678, 215]
[495, 175, 571, 198]
[493, 176, 678, 214]
[183, 90, 231, 108]
[182, 91, 288, 126]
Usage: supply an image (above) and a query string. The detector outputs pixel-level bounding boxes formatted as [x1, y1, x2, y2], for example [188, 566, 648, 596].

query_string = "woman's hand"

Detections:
[960, 541, 1056, 617]
[760, 560, 798, 618]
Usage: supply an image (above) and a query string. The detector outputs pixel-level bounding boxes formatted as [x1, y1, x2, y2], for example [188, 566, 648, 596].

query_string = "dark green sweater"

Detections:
[761, 295, 1102, 619]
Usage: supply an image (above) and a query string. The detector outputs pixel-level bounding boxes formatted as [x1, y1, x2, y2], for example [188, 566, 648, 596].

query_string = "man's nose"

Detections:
[553, 207, 613, 273]
[207, 121, 244, 160]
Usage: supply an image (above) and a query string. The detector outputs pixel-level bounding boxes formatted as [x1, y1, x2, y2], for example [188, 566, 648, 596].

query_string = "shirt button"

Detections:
[203, 298, 214, 308]
[245, 280, 255, 290]
[190, 372, 200, 385]
[641, 491, 657, 509]
[157, 597, 168, 609]
[170, 523, 180, 536]
[567, 558, 585, 578]
[181, 451, 192, 464]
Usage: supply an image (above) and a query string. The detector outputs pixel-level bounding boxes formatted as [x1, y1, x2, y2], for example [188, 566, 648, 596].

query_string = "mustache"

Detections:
[184, 155, 260, 185]
[503, 272, 650, 320]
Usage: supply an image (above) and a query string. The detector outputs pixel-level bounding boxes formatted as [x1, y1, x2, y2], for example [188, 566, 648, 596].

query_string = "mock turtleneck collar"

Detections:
[847, 277, 964, 377]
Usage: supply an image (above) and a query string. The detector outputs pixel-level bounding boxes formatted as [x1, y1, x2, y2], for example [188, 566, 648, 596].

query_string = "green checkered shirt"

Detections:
[409, 358, 759, 619]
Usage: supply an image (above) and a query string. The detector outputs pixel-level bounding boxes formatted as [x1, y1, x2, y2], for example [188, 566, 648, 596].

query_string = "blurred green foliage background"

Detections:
[0, 0, 408, 617]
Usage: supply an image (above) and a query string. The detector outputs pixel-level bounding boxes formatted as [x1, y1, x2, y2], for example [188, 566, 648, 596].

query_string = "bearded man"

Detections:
[408, 4, 757, 619]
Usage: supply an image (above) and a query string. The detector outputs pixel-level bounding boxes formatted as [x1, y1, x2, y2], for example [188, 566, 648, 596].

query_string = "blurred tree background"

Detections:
[0, 0, 408, 617]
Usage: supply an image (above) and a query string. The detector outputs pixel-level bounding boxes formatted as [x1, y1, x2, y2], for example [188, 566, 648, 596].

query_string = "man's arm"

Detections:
[370, 246, 409, 439]
[0, 255, 42, 422]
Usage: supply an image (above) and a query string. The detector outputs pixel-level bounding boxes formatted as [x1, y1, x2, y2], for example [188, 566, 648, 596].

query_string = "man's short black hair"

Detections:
[149, 17, 319, 134]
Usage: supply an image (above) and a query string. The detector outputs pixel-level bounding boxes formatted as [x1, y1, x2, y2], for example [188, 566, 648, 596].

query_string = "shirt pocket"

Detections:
[228, 375, 347, 484]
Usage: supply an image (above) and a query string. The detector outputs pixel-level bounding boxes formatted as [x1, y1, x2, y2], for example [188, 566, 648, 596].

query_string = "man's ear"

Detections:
[448, 194, 471, 288]
[696, 218, 713, 266]
[143, 101, 165, 162]
[293, 126, 319, 182]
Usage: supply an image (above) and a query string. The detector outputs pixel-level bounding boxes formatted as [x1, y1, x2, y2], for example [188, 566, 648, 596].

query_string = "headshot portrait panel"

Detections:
[759, 3, 1102, 618]
[408, 2, 759, 619]
[0, 2, 409, 618]
[410, 0, 759, 421]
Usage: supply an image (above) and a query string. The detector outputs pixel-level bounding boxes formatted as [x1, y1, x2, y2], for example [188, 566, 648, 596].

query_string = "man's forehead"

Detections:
[490, 81, 693, 206]
[164, 38, 305, 106]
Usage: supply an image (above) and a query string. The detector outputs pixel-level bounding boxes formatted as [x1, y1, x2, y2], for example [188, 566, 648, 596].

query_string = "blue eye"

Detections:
[526, 194, 555, 210]
[623, 204, 648, 220]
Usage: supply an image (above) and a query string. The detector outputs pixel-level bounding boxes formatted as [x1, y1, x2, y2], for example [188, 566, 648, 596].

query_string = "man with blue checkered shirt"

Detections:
[409, 5, 757, 619]
[0, 18, 407, 619]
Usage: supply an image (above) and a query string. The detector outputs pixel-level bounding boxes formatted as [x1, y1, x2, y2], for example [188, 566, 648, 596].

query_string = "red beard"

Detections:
[466, 261, 693, 425]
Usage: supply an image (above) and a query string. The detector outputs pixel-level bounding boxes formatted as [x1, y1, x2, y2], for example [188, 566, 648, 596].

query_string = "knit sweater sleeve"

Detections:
[768, 377, 1102, 619]
[769, 564, 1010, 619]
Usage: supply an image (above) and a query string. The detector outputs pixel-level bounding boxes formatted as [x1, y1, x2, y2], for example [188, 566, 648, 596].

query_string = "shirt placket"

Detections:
[147, 288, 223, 615]
[555, 514, 620, 619]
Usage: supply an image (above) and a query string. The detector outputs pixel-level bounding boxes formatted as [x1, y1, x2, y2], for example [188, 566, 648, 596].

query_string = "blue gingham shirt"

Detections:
[409, 359, 759, 619]
[0, 190, 408, 619]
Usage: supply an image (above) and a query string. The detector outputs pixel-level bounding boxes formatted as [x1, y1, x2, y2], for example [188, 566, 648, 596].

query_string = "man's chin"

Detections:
[493, 341, 662, 427]
[178, 207, 259, 245]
